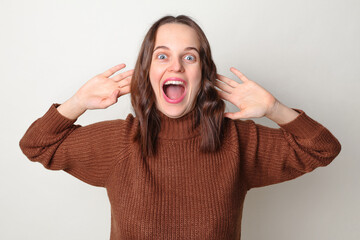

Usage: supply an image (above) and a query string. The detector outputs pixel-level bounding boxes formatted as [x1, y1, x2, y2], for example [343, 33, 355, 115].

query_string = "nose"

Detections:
[167, 57, 184, 73]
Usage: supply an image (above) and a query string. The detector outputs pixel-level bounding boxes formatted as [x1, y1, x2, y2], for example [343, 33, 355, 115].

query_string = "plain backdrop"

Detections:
[1, 0, 359, 239]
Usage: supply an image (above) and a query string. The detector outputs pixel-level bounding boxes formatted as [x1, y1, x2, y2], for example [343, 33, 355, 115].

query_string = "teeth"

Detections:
[164, 80, 184, 86]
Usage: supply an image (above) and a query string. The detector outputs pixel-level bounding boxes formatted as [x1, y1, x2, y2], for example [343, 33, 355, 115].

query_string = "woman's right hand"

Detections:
[57, 64, 133, 119]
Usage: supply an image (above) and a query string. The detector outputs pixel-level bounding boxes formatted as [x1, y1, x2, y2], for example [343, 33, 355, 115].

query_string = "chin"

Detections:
[156, 92, 197, 118]
[160, 108, 188, 119]
[157, 102, 194, 119]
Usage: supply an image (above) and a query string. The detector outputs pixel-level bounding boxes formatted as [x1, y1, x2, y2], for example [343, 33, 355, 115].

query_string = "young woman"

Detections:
[20, 15, 341, 239]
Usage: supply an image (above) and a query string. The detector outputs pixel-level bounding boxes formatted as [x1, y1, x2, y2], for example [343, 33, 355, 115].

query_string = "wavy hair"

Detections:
[131, 15, 225, 157]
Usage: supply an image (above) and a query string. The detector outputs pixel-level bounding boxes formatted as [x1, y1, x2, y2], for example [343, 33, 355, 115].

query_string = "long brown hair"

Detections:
[131, 15, 225, 157]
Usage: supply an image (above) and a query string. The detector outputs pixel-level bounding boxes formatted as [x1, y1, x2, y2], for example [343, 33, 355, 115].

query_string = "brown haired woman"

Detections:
[19, 15, 341, 239]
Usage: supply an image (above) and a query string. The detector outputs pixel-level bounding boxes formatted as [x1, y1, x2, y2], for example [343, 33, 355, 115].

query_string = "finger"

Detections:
[112, 69, 134, 82]
[118, 85, 131, 96]
[215, 80, 232, 94]
[230, 67, 250, 83]
[117, 76, 132, 88]
[216, 74, 238, 88]
[101, 64, 126, 78]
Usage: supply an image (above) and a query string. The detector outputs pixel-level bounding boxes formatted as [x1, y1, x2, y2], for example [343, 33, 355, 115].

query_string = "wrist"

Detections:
[70, 94, 87, 112]
[266, 101, 299, 125]
[57, 95, 87, 120]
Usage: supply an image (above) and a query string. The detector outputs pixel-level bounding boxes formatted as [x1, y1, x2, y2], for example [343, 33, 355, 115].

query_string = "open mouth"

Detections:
[162, 78, 187, 103]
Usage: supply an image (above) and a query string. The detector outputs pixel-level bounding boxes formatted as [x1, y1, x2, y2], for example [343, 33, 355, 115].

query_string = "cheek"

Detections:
[149, 65, 160, 94]
[191, 67, 202, 93]
[149, 63, 166, 90]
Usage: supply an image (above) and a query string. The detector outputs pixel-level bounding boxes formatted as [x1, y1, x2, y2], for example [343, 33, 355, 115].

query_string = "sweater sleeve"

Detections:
[236, 109, 341, 190]
[19, 104, 131, 188]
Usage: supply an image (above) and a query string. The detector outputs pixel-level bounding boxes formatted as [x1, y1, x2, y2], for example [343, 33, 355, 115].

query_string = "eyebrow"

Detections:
[153, 46, 200, 54]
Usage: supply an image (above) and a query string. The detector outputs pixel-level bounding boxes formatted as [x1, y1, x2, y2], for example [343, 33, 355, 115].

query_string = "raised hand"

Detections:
[57, 64, 133, 119]
[216, 67, 278, 120]
[74, 63, 133, 110]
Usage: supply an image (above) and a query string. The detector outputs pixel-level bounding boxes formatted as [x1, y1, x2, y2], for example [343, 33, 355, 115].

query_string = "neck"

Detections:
[156, 108, 201, 139]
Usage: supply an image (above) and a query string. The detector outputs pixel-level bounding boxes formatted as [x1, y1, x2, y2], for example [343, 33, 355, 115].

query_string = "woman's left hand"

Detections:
[216, 67, 278, 120]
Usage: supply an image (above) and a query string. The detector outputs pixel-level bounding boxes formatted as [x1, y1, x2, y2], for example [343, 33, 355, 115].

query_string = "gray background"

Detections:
[1, 0, 359, 239]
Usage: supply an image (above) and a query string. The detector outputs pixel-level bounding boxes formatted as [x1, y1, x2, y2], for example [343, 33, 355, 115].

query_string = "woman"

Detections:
[19, 15, 341, 239]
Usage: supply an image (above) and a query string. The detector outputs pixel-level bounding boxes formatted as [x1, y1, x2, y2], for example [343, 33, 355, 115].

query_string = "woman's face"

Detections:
[149, 23, 202, 118]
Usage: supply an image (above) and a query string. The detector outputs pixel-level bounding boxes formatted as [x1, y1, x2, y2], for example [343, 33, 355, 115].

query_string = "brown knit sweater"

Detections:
[19, 104, 341, 240]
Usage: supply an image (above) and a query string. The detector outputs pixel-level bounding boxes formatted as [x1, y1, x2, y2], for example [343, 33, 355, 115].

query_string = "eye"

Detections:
[184, 55, 195, 61]
[157, 54, 167, 60]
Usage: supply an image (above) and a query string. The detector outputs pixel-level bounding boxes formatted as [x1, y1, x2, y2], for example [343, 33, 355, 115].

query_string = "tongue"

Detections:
[164, 85, 185, 100]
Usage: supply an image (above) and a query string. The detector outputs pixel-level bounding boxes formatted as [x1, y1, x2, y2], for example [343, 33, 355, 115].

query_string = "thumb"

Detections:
[100, 89, 120, 108]
[111, 89, 121, 102]
[224, 111, 250, 120]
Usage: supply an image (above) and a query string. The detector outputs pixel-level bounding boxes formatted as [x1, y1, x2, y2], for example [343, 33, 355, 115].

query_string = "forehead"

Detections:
[154, 23, 200, 49]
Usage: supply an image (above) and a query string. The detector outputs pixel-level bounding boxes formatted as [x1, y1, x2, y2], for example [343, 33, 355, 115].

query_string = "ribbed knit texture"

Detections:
[19, 104, 341, 240]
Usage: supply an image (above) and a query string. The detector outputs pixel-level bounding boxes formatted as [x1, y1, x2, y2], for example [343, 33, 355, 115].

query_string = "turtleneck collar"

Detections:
[156, 109, 201, 140]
